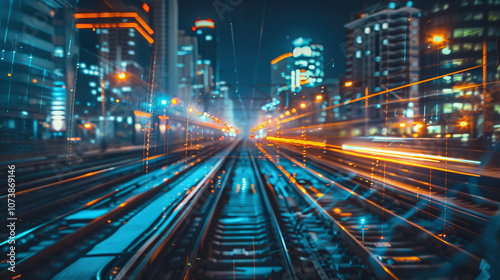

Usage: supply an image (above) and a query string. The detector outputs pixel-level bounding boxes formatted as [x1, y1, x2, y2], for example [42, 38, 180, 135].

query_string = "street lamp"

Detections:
[360, 218, 366, 245]
[344, 81, 353, 87]
[300, 103, 307, 109]
[117, 72, 126, 80]
[315, 95, 323, 101]
[432, 35, 444, 43]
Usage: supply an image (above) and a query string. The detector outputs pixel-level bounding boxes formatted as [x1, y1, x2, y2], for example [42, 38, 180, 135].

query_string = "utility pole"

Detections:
[101, 76, 107, 151]
[482, 38, 487, 142]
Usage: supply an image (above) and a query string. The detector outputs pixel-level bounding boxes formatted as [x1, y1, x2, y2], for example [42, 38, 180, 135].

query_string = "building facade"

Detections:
[420, 0, 500, 140]
[343, 1, 420, 136]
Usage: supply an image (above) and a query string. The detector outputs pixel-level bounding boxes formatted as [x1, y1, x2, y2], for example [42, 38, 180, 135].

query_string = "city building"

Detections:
[342, 1, 420, 137]
[290, 37, 324, 93]
[419, 0, 500, 140]
[0, 0, 78, 153]
[270, 52, 293, 108]
[74, 0, 154, 145]
[269, 38, 325, 117]
[152, 0, 178, 100]
[192, 18, 217, 85]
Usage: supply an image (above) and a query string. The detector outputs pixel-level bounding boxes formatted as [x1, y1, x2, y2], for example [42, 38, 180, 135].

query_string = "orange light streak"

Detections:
[271, 53, 293, 65]
[278, 65, 483, 125]
[74, 12, 154, 34]
[75, 22, 154, 44]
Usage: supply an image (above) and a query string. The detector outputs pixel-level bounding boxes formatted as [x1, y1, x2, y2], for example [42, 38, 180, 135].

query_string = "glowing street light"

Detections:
[432, 35, 444, 43]
[360, 218, 366, 245]
[188, 107, 194, 113]
[285, 110, 290, 116]
[118, 73, 126, 80]
[291, 108, 296, 113]
[315, 95, 323, 101]
[399, 122, 407, 128]
[171, 98, 178, 105]
[344, 81, 353, 87]
[460, 121, 468, 127]
[84, 123, 92, 129]
[300, 103, 306, 109]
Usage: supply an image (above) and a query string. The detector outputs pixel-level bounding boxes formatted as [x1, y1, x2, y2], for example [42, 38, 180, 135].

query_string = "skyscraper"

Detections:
[74, 0, 155, 144]
[343, 1, 420, 136]
[290, 37, 324, 93]
[0, 0, 77, 151]
[152, 0, 178, 99]
[192, 19, 217, 86]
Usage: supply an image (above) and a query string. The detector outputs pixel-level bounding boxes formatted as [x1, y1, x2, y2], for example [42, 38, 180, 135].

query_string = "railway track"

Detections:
[0, 140, 235, 279]
[275, 144, 500, 255]
[0, 142, 220, 233]
[258, 143, 489, 279]
[114, 142, 295, 280]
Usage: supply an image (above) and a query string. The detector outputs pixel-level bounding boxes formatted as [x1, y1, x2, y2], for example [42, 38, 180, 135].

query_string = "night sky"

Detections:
[178, 0, 382, 104]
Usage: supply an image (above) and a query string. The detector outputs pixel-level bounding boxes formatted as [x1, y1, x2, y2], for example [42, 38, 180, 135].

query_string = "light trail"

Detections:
[342, 145, 481, 165]
[277, 65, 483, 125]
[263, 137, 482, 177]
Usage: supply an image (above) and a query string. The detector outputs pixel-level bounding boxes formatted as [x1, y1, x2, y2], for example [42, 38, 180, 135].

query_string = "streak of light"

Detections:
[134, 110, 151, 117]
[278, 65, 483, 124]
[264, 137, 481, 176]
[342, 145, 481, 165]
[75, 22, 154, 44]
[74, 12, 154, 34]
[271, 53, 293, 65]
[308, 186, 323, 197]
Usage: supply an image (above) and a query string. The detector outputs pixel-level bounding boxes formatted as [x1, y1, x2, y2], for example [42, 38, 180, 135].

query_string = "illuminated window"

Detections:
[54, 46, 64, 58]
[382, 39, 389, 45]
[488, 11, 500, 21]
[452, 44, 461, 52]
[474, 43, 482, 51]
[382, 23, 389, 29]
[356, 35, 362, 44]
[374, 23, 380, 31]
[364, 27, 371, 34]
[128, 50, 135, 55]
[355, 50, 362, 58]
[128, 41, 135, 46]
[453, 27, 484, 38]
[463, 43, 473, 51]
[464, 12, 484, 20]
[382, 70, 388, 76]
[488, 27, 500, 36]
[375, 56, 381, 62]
[443, 103, 452, 113]
[365, 50, 371, 56]
[205, 35, 213, 41]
